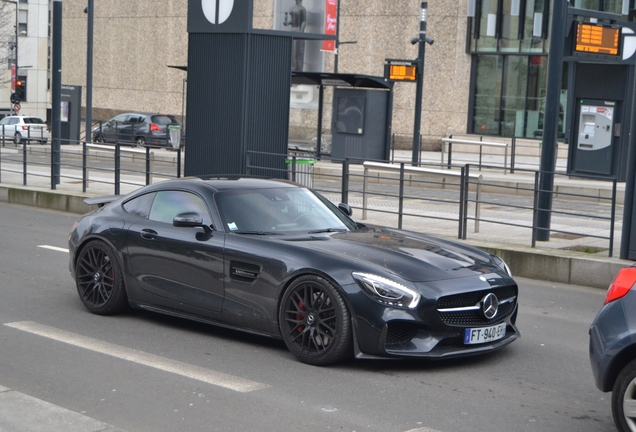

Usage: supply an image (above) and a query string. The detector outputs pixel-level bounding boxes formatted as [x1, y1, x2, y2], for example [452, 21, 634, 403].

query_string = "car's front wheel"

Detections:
[279, 275, 353, 365]
[613, 358, 636, 431]
[75, 240, 128, 315]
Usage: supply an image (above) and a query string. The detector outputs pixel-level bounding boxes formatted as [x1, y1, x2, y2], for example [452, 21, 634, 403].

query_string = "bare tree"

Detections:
[0, 1, 17, 88]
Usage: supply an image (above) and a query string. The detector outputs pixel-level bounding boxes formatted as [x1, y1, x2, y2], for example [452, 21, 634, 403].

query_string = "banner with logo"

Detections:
[322, 0, 338, 52]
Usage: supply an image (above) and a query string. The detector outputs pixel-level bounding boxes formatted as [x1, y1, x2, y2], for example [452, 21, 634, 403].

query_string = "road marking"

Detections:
[4, 321, 270, 393]
[37, 245, 69, 253]
[0, 386, 120, 432]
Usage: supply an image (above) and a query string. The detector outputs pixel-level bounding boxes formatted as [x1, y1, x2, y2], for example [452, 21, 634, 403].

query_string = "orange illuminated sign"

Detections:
[574, 22, 620, 56]
[389, 64, 417, 82]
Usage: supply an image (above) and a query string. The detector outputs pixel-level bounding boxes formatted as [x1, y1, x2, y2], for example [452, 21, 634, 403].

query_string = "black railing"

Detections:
[0, 143, 619, 256]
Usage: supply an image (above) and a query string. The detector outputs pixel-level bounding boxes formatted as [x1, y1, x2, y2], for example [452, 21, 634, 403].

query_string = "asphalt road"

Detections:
[0, 203, 615, 432]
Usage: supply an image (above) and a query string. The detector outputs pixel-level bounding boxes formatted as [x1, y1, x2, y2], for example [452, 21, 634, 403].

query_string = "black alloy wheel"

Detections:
[613, 358, 636, 432]
[279, 275, 352, 365]
[75, 240, 128, 315]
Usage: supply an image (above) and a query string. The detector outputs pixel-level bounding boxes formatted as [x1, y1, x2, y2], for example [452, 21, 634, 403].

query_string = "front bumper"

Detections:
[346, 281, 520, 359]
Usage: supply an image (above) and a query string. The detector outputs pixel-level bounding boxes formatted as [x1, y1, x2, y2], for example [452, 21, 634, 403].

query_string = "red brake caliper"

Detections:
[297, 301, 305, 332]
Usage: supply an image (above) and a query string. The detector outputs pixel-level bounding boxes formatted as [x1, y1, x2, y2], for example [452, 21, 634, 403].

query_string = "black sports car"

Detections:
[68, 177, 519, 365]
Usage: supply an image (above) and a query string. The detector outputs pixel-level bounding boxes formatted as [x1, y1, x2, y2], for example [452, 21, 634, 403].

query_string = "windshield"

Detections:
[216, 187, 357, 233]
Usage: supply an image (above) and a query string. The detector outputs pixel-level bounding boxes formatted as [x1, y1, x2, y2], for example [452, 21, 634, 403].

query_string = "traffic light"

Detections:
[15, 78, 26, 102]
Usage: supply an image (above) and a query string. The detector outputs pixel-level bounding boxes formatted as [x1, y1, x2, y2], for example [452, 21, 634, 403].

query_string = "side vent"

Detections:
[230, 261, 260, 283]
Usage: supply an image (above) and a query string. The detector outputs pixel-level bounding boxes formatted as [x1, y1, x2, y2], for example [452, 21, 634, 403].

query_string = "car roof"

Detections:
[138, 177, 299, 195]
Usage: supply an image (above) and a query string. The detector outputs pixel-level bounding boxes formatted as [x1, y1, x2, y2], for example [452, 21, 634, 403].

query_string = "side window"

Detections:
[0, 118, 9, 126]
[149, 191, 210, 225]
[113, 115, 127, 125]
[122, 192, 156, 219]
[10, 118, 19, 125]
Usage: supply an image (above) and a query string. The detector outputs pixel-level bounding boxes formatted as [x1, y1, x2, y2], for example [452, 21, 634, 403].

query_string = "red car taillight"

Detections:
[605, 267, 636, 304]
[150, 123, 161, 132]
[22, 125, 28, 130]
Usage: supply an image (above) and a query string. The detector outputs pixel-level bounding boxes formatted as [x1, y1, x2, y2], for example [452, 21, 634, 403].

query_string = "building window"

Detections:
[470, 54, 566, 138]
[18, 10, 27, 36]
[470, 0, 549, 53]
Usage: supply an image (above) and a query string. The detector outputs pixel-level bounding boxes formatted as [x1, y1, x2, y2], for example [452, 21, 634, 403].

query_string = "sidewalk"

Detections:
[0, 144, 630, 289]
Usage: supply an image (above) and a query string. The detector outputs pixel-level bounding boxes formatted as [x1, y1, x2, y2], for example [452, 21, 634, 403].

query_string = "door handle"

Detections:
[140, 229, 158, 240]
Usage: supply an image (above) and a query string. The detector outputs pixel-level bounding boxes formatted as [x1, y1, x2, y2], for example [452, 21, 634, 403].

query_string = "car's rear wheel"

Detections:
[75, 240, 128, 315]
[135, 137, 146, 148]
[279, 275, 352, 365]
[612, 358, 636, 432]
[13, 132, 21, 145]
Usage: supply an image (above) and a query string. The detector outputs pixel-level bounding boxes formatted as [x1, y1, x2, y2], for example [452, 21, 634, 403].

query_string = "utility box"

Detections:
[330, 88, 392, 163]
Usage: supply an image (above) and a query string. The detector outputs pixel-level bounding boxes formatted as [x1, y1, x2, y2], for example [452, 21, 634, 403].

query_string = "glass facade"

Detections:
[468, 0, 628, 137]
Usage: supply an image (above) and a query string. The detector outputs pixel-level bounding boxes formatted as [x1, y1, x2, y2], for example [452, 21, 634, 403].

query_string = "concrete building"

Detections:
[58, 0, 633, 149]
[0, 0, 50, 121]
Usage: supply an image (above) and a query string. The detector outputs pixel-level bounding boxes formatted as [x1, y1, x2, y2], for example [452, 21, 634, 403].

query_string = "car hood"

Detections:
[285, 226, 501, 282]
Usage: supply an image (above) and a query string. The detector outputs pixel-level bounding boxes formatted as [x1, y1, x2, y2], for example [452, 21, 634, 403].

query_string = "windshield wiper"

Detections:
[233, 230, 281, 236]
[308, 228, 348, 234]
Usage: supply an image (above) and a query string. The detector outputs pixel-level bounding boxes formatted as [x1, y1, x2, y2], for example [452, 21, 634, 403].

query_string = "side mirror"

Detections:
[173, 212, 211, 232]
[338, 203, 352, 217]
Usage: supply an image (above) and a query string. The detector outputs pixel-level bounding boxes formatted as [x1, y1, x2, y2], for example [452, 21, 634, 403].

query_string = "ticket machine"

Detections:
[569, 99, 620, 177]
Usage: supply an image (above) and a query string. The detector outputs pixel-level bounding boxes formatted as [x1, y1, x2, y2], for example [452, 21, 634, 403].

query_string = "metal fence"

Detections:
[0, 136, 184, 196]
[0, 143, 619, 256]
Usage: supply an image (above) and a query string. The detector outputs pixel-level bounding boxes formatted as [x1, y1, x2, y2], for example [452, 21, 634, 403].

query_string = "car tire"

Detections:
[94, 134, 105, 144]
[13, 132, 21, 145]
[612, 358, 636, 432]
[279, 275, 353, 365]
[135, 137, 146, 148]
[74, 240, 129, 315]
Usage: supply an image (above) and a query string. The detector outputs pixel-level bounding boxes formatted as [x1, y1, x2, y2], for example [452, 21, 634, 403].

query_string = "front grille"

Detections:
[437, 285, 517, 326]
[385, 322, 418, 346]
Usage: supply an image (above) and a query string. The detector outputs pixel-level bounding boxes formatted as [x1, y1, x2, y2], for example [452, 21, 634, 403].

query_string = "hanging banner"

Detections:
[322, 0, 338, 51]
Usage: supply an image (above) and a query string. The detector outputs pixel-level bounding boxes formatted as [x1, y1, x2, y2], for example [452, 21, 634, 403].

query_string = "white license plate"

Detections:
[464, 323, 506, 344]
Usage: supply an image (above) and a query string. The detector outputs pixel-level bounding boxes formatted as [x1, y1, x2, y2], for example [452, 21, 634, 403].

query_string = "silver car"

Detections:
[0, 115, 49, 144]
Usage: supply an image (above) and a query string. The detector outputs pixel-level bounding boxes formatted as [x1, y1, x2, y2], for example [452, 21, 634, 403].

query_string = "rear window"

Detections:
[24, 118, 45, 124]
[150, 115, 178, 126]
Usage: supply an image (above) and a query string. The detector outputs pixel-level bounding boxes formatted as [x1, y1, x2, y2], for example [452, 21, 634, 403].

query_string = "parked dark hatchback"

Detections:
[92, 113, 180, 148]
[590, 265, 636, 431]
[68, 177, 520, 365]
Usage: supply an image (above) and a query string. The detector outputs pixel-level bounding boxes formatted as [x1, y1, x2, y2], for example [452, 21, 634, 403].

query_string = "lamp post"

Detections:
[84, 0, 94, 142]
[411, 2, 433, 166]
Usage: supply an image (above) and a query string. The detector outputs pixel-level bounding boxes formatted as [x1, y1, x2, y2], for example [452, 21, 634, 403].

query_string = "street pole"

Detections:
[85, 0, 94, 142]
[536, 0, 567, 241]
[51, 0, 62, 188]
[620, 58, 636, 259]
[411, 2, 428, 166]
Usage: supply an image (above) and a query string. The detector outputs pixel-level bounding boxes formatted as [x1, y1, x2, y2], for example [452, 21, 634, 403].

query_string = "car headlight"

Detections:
[352, 272, 421, 309]
[492, 255, 512, 277]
